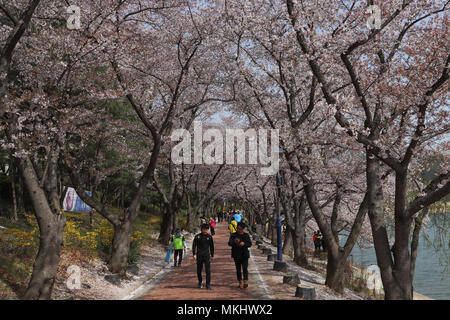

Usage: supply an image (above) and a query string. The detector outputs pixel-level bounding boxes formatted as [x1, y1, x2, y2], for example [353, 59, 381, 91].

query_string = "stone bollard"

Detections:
[267, 254, 277, 261]
[283, 273, 301, 286]
[127, 264, 139, 275]
[127, 265, 138, 275]
[262, 248, 272, 255]
[295, 284, 316, 300]
[105, 274, 121, 285]
[273, 260, 288, 273]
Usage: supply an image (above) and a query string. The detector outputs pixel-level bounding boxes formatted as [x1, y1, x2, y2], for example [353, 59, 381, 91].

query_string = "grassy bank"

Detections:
[0, 208, 163, 300]
[279, 245, 384, 299]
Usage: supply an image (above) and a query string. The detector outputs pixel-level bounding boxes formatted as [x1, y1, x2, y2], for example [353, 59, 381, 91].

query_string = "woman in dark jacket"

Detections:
[228, 222, 252, 288]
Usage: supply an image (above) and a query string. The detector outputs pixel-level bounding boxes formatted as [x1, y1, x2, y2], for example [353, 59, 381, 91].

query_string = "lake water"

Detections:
[345, 213, 449, 300]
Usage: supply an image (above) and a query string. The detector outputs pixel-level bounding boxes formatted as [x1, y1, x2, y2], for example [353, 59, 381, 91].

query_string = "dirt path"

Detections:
[139, 222, 264, 300]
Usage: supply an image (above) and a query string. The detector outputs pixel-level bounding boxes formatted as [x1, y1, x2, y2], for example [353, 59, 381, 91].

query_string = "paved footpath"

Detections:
[140, 222, 266, 300]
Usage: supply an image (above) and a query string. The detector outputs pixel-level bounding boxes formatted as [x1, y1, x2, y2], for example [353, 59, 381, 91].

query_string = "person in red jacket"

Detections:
[209, 217, 216, 236]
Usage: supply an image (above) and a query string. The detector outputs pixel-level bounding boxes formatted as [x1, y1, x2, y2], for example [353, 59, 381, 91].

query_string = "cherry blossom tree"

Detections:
[284, 0, 449, 299]
[0, 0, 119, 299]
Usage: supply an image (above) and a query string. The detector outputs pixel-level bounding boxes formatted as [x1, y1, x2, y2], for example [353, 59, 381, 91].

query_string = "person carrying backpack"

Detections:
[234, 210, 242, 223]
[228, 222, 252, 289]
[170, 228, 186, 267]
[316, 231, 324, 251]
[228, 217, 237, 234]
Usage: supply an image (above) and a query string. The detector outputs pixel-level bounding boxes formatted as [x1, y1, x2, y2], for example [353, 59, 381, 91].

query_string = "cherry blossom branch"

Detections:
[0, 0, 41, 119]
[0, 3, 18, 26]
[386, 1, 450, 63]
[402, 54, 450, 166]
[340, 53, 372, 127]
[406, 172, 450, 217]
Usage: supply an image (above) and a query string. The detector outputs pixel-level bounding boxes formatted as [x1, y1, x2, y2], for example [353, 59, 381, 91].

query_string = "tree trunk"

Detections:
[366, 155, 400, 299]
[17, 171, 24, 215]
[271, 215, 277, 246]
[391, 169, 414, 299]
[186, 194, 195, 231]
[324, 251, 346, 293]
[283, 225, 293, 255]
[109, 220, 133, 274]
[293, 228, 308, 267]
[20, 156, 66, 300]
[11, 165, 18, 221]
[159, 206, 174, 245]
[410, 208, 427, 294]
[292, 197, 308, 267]
[23, 213, 65, 299]
[391, 215, 414, 299]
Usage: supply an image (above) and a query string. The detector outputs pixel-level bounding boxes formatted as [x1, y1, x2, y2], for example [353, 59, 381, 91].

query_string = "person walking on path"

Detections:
[234, 210, 242, 223]
[192, 224, 214, 290]
[228, 222, 252, 289]
[228, 216, 237, 234]
[227, 211, 234, 224]
[209, 217, 216, 236]
[170, 228, 186, 267]
[313, 230, 323, 252]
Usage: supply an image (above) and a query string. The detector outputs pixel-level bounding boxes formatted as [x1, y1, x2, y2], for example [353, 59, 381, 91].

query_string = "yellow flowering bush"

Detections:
[0, 214, 39, 256]
[1, 209, 159, 265]
[131, 230, 144, 243]
[63, 220, 82, 247]
[1, 228, 35, 247]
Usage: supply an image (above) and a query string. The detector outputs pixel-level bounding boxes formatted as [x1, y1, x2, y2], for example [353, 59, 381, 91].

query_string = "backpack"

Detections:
[172, 234, 184, 250]
[229, 221, 237, 234]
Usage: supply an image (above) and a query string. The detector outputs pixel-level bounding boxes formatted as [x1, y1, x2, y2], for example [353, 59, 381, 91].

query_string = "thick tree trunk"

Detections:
[23, 213, 65, 299]
[271, 215, 277, 246]
[391, 170, 414, 299]
[366, 155, 401, 299]
[293, 229, 308, 267]
[159, 206, 174, 245]
[292, 198, 308, 267]
[283, 225, 293, 255]
[325, 251, 346, 293]
[20, 156, 66, 300]
[110, 220, 133, 274]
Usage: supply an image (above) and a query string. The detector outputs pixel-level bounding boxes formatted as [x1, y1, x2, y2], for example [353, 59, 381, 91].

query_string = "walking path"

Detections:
[138, 222, 266, 300]
[130, 222, 392, 300]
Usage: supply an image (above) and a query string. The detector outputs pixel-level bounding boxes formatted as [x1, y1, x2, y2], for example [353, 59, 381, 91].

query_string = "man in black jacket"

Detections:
[192, 224, 214, 290]
[228, 222, 252, 289]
